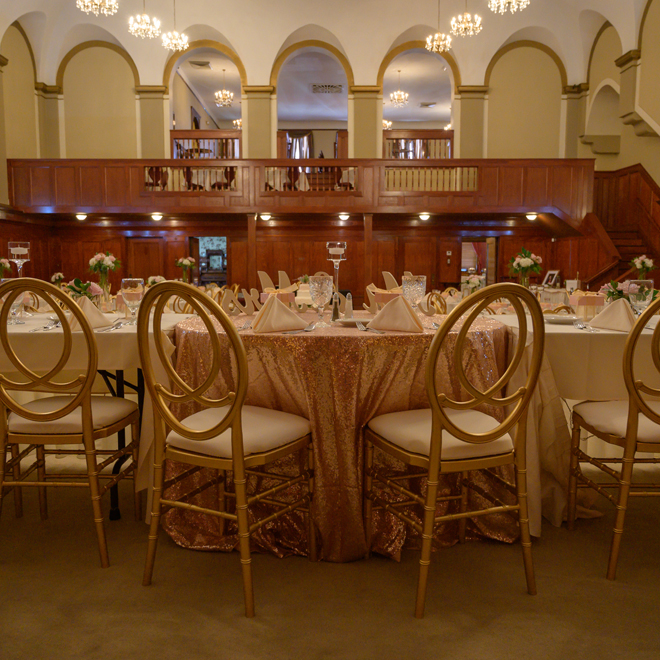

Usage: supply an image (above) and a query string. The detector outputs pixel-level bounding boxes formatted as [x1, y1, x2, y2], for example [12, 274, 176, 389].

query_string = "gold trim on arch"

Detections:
[270, 40, 354, 91]
[484, 40, 568, 89]
[376, 40, 462, 92]
[586, 21, 616, 87]
[56, 41, 140, 90]
[162, 40, 247, 92]
[9, 21, 37, 85]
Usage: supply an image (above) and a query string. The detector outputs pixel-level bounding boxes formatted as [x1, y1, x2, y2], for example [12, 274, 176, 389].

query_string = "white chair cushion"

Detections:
[8, 396, 138, 435]
[367, 408, 513, 460]
[573, 400, 660, 443]
[167, 405, 311, 458]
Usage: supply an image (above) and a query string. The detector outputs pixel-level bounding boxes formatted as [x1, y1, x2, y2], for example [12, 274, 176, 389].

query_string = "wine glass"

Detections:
[628, 280, 654, 316]
[402, 275, 427, 312]
[120, 278, 145, 325]
[8, 242, 30, 277]
[0, 278, 24, 325]
[308, 275, 333, 328]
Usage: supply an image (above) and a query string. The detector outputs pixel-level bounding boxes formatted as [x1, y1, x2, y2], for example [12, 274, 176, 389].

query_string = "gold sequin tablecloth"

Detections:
[162, 312, 516, 562]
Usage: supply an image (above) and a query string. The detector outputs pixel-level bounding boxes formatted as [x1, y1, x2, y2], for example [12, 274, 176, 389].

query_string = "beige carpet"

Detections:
[1, 482, 659, 660]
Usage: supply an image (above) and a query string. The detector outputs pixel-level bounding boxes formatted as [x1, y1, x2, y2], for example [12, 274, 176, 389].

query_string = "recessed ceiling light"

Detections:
[526, 212, 538, 221]
[151, 213, 163, 221]
[339, 213, 350, 221]
[419, 213, 430, 221]
[75, 213, 87, 221]
[260, 213, 271, 221]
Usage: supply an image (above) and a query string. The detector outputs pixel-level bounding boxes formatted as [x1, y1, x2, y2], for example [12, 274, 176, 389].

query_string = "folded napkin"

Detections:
[252, 294, 307, 333]
[367, 295, 424, 333]
[589, 298, 636, 332]
[67, 296, 117, 331]
[371, 286, 402, 294]
[263, 283, 298, 294]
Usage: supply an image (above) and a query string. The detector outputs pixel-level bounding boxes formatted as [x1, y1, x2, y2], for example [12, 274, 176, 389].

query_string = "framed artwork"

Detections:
[191, 106, 201, 129]
[542, 270, 560, 286]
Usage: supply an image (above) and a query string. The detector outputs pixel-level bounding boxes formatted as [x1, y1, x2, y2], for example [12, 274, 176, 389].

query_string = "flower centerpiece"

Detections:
[89, 251, 121, 305]
[66, 278, 103, 302]
[147, 275, 166, 287]
[0, 258, 11, 276]
[508, 247, 542, 288]
[175, 257, 195, 283]
[631, 254, 655, 280]
[599, 280, 658, 304]
[51, 272, 65, 286]
[465, 273, 485, 291]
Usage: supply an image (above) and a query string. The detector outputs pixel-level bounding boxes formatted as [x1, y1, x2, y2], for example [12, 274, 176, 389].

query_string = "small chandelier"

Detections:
[215, 70, 234, 108]
[488, 0, 530, 14]
[76, 0, 119, 16]
[233, 119, 242, 129]
[129, 1, 161, 39]
[451, 0, 482, 37]
[390, 70, 409, 107]
[162, 0, 188, 52]
[382, 119, 392, 130]
[426, 0, 452, 53]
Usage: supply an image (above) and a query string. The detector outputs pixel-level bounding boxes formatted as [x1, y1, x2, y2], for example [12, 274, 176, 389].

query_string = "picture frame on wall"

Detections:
[542, 270, 560, 286]
[191, 106, 201, 129]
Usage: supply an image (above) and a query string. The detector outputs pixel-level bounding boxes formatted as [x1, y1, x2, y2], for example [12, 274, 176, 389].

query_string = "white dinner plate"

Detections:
[335, 317, 368, 326]
[544, 314, 579, 325]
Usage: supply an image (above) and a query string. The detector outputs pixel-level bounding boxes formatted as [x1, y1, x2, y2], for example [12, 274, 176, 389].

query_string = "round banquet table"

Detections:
[161, 311, 519, 562]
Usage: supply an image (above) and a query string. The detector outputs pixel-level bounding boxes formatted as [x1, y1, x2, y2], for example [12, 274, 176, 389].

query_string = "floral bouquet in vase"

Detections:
[599, 279, 658, 304]
[631, 255, 655, 280]
[89, 251, 121, 305]
[147, 275, 166, 287]
[509, 247, 542, 287]
[176, 257, 195, 283]
[66, 278, 103, 303]
[51, 272, 65, 286]
[0, 258, 11, 277]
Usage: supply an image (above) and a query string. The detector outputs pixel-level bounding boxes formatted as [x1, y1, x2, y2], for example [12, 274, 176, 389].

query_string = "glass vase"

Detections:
[518, 273, 530, 288]
[182, 268, 189, 284]
[98, 272, 111, 310]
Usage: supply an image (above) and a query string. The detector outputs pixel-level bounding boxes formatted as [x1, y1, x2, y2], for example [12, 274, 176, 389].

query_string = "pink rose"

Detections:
[88, 282, 103, 296]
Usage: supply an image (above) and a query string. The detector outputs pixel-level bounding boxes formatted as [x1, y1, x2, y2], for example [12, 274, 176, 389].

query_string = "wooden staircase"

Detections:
[607, 230, 653, 280]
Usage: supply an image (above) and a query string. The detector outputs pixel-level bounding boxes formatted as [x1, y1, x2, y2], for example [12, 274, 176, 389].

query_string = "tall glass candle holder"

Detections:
[326, 241, 346, 292]
[8, 241, 30, 277]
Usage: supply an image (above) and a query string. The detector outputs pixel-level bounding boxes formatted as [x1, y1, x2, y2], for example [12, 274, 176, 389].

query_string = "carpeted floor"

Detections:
[1, 481, 659, 660]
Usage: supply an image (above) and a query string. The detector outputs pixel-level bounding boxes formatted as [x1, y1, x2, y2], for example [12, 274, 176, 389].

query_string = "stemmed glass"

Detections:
[8, 242, 30, 277]
[628, 280, 654, 316]
[308, 275, 333, 328]
[326, 242, 346, 293]
[120, 278, 145, 325]
[0, 278, 24, 325]
[402, 275, 427, 312]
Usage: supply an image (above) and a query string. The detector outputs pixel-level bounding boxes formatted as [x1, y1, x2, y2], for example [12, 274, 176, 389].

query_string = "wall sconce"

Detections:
[339, 213, 350, 221]
[526, 213, 538, 221]
[151, 213, 163, 221]
[75, 213, 87, 221]
[260, 213, 272, 221]
[419, 213, 430, 221]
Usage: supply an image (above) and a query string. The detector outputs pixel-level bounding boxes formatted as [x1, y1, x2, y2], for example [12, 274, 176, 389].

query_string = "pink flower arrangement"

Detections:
[508, 247, 543, 279]
[0, 258, 11, 275]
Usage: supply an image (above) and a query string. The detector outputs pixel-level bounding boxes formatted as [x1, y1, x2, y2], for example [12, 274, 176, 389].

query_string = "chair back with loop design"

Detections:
[0, 278, 97, 423]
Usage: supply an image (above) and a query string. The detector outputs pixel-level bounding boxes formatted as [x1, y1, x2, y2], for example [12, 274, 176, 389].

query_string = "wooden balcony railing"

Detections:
[7, 158, 594, 226]
[383, 130, 453, 159]
[170, 130, 241, 159]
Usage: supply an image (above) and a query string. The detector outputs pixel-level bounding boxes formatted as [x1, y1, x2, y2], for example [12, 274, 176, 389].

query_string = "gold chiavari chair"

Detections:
[0, 279, 141, 568]
[443, 286, 460, 297]
[137, 282, 316, 617]
[426, 291, 447, 314]
[168, 295, 194, 314]
[567, 295, 660, 579]
[543, 304, 574, 315]
[363, 283, 544, 618]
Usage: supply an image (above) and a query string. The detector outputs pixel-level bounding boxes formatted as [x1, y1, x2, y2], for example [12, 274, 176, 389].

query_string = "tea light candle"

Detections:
[11, 248, 28, 255]
[329, 247, 345, 255]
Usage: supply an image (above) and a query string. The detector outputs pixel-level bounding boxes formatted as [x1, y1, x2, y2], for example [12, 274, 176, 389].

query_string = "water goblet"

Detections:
[120, 278, 145, 325]
[8, 241, 30, 277]
[628, 280, 654, 316]
[402, 275, 427, 312]
[308, 275, 333, 328]
[0, 278, 24, 325]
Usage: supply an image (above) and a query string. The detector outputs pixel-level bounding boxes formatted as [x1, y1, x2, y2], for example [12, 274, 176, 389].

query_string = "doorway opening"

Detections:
[195, 237, 227, 286]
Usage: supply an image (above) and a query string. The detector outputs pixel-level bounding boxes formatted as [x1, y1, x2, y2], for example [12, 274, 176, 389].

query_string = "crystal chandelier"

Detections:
[233, 119, 242, 129]
[162, 0, 188, 52]
[488, 0, 530, 14]
[76, 0, 119, 16]
[215, 70, 234, 107]
[451, 0, 482, 37]
[390, 70, 409, 107]
[382, 120, 392, 130]
[426, 0, 452, 53]
[129, 1, 160, 39]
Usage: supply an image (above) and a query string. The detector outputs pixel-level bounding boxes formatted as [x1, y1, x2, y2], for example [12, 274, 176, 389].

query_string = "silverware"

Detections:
[238, 320, 252, 331]
[43, 321, 62, 331]
[97, 320, 125, 333]
[573, 320, 599, 333]
[356, 320, 384, 334]
[432, 321, 441, 330]
[30, 320, 57, 332]
[282, 323, 316, 335]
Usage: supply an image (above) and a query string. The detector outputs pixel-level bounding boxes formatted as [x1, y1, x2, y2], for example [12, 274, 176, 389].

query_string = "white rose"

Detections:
[103, 256, 114, 267]
[182, 259, 190, 266]
[645, 258, 654, 268]
[519, 257, 534, 268]
[89, 258, 96, 267]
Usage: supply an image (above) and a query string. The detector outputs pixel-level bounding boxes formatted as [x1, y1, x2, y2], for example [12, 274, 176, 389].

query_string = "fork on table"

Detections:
[238, 320, 252, 331]
[356, 320, 384, 334]
[573, 320, 599, 333]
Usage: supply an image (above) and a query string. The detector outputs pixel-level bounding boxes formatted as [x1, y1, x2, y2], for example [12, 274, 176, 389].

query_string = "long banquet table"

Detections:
[161, 311, 552, 563]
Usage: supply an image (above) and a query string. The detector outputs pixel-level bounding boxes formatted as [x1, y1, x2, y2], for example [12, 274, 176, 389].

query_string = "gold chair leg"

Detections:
[307, 443, 318, 562]
[234, 473, 255, 618]
[567, 417, 581, 531]
[217, 469, 226, 538]
[143, 449, 165, 586]
[363, 437, 374, 559]
[10, 444, 23, 518]
[607, 442, 636, 581]
[83, 435, 109, 568]
[516, 463, 537, 595]
[458, 470, 469, 543]
[36, 445, 48, 520]
[415, 473, 440, 619]
[131, 420, 142, 522]
[0, 437, 7, 520]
